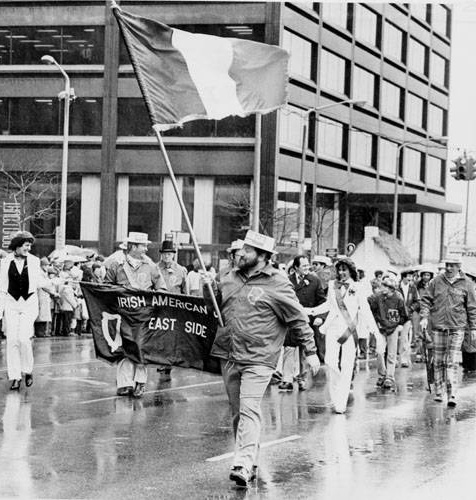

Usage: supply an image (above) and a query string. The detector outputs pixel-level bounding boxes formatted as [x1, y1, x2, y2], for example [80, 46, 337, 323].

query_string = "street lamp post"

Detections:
[297, 99, 366, 253]
[41, 55, 74, 250]
[392, 136, 447, 238]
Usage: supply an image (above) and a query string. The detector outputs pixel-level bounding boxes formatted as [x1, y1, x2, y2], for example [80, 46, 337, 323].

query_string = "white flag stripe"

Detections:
[172, 28, 245, 119]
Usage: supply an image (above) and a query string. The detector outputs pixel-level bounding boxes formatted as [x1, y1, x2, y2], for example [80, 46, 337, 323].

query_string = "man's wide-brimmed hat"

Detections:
[125, 232, 150, 245]
[243, 230, 276, 254]
[444, 255, 462, 265]
[160, 240, 176, 253]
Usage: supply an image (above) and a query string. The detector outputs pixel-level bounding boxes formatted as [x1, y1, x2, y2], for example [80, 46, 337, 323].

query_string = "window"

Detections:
[383, 22, 404, 61]
[431, 52, 448, 87]
[283, 29, 314, 81]
[432, 4, 449, 37]
[0, 97, 102, 135]
[408, 38, 427, 75]
[406, 93, 425, 129]
[352, 65, 376, 108]
[320, 49, 346, 95]
[411, 4, 428, 22]
[0, 26, 104, 65]
[321, 3, 348, 29]
[116, 98, 254, 137]
[354, 5, 379, 47]
[404, 148, 422, 182]
[381, 80, 402, 119]
[422, 213, 441, 262]
[379, 139, 398, 176]
[280, 106, 305, 149]
[401, 212, 421, 261]
[350, 130, 373, 169]
[428, 103, 445, 136]
[213, 178, 250, 245]
[128, 176, 163, 242]
[318, 118, 344, 160]
[276, 178, 300, 245]
[426, 155, 443, 187]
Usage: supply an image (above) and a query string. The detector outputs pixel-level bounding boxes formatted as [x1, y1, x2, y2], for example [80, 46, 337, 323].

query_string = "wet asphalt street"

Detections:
[1, 336, 476, 500]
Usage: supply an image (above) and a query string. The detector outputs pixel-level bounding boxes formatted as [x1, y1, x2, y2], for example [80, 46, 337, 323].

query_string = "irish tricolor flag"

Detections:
[113, 6, 289, 130]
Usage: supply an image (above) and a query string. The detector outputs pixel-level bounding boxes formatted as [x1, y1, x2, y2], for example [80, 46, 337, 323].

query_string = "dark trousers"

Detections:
[59, 311, 74, 336]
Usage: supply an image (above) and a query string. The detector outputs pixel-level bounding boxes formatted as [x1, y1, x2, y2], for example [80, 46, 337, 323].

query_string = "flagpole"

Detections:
[152, 125, 224, 327]
[251, 113, 262, 231]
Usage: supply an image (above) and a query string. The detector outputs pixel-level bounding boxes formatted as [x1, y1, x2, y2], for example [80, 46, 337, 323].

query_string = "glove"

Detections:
[306, 353, 321, 376]
[420, 318, 428, 331]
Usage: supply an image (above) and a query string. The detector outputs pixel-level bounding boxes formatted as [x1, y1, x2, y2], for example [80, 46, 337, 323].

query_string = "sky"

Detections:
[446, 1, 476, 247]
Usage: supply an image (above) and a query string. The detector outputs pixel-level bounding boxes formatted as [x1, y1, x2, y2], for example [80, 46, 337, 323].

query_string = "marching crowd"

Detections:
[1, 228, 476, 488]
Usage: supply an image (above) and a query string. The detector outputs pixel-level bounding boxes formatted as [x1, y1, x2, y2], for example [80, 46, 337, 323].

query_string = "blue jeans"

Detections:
[220, 360, 274, 472]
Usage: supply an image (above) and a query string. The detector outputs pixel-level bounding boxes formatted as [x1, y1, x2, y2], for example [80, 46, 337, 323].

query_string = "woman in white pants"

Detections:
[0, 231, 45, 390]
[314, 258, 377, 414]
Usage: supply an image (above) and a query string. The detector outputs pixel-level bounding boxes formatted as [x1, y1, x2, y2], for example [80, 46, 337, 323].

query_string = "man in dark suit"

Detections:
[279, 255, 327, 391]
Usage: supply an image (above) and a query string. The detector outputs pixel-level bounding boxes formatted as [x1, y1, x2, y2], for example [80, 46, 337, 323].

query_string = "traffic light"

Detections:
[450, 155, 476, 181]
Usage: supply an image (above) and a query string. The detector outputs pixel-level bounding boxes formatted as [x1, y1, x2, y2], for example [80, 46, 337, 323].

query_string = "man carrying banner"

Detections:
[203, 230, 320, 488]
[105, 232, 167, 398]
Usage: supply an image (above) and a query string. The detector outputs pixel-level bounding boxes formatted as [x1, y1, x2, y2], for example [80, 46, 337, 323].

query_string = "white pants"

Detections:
[116, 358, 147, 388]
[325, 334, 357, 413]
[4, 295, 37, 380]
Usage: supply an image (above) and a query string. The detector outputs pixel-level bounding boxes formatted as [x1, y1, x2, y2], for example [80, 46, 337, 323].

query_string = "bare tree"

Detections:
[0, 156, 60, 236]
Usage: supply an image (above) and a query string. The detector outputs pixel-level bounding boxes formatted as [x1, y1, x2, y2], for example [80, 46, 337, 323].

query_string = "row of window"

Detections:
[280, 111, 445, 189]
[318, 3, 450, 43]
[286, 27, 449, 91]
[3, 173, 250, 248]
[0, 97, 255, 137]
[0, 24, 264, 65]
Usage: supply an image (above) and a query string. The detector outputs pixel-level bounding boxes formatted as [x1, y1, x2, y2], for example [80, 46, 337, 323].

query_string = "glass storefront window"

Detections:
[66, 175, 81, 240]
[119, 24, 265, 64]
[276, 179, 300, 246]
[213, 178, 250, 245]
[0, 97, 102, 135]
[29, 175, 60, 239]
[128, 175, 162, 242]
[0, 26, 104, 65]
[181, 176, 195, 232]
[117, 98, 254, 137]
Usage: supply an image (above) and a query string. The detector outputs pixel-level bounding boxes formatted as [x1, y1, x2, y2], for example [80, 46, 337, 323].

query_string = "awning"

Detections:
[347, 193, 462, 214]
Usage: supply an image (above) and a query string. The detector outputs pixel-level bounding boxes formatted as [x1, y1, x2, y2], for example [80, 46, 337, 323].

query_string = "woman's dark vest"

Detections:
[8, 259, 32, 300]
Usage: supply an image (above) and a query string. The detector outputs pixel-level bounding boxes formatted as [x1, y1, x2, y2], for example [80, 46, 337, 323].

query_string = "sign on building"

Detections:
[2, 202, 21, 249]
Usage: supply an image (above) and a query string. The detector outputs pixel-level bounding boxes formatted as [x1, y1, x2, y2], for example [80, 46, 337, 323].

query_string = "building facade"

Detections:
[0, 1, 460, 264]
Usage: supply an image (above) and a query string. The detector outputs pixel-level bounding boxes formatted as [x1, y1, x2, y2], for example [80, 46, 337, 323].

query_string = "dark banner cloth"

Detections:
[81, 283, 220, 374]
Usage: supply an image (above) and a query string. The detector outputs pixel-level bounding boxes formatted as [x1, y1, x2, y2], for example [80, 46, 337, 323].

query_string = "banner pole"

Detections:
[152, 124, 224, 327]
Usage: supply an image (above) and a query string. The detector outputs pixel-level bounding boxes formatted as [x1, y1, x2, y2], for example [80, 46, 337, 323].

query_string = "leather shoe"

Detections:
[116, 386, 133, 396]
[229, 466, 250, 487]
[25, 373, 33, 387]
[10, 379, 21, 391]
[133, 382, 146, 398]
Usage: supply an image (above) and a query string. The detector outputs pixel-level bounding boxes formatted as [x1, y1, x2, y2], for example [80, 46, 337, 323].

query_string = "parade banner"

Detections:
[81, 283, 220, 374]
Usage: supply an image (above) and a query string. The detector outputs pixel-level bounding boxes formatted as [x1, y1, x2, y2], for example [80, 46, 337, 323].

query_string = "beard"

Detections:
[237, 254, 259, 271]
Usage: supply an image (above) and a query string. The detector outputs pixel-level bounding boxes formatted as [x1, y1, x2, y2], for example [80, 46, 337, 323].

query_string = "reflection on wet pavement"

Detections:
[1, 337, 476, 499]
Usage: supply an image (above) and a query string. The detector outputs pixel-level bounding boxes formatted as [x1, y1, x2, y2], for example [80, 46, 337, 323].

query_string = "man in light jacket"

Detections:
[420, 256, 476, 406]
[203, 230, 320, 488]
[0, 231, 47, 390]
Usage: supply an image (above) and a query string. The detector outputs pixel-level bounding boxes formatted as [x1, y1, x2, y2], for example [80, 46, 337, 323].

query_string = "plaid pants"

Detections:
[432, 328, 464, 396]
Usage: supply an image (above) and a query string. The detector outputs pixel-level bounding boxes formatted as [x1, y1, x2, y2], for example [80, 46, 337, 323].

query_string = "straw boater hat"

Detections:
[312, 255, 332, 267]
[125, 232, 151, 245]
[243, 230, 276, 254]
